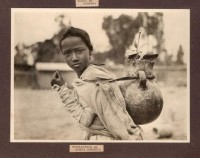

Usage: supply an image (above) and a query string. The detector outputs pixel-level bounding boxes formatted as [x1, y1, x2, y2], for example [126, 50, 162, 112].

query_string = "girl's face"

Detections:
[61, 36, 91, 77]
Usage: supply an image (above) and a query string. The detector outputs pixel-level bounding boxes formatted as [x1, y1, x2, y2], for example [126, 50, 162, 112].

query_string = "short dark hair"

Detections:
[59, 27, 93, 52]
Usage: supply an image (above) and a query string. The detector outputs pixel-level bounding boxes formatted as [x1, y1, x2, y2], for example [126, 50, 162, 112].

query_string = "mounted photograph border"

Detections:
[1, 0, 200, 158]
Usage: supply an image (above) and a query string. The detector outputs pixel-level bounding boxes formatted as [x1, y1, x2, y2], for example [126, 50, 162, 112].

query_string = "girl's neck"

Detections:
[77, 64, 90, 78]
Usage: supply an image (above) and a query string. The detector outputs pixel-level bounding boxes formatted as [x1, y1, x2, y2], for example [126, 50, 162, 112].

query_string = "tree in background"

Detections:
[93, 12, 166, 65]
[14, 14, 69, 68]
[176, 45, 184, 65]
[14, 13, 184, 67]
[35, 14, 70, 63]
[94, 14, 141, 64]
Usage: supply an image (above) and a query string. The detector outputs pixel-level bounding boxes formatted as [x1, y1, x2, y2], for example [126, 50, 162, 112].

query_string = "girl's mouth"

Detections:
[73, 63, 81, 68]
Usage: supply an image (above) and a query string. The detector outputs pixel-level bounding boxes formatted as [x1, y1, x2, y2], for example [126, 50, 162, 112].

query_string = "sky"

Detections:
[12, 9, 189, 63]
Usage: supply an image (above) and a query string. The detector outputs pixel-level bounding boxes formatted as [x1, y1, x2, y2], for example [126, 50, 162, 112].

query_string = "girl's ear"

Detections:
[89, 50, 92, 59]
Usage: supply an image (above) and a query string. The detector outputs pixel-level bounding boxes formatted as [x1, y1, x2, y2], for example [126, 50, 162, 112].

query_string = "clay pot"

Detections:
[121, 53, 163, 125]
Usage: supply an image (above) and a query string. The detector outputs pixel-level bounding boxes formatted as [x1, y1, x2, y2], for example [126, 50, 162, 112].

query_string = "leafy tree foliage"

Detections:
[93, 13, 165, 64]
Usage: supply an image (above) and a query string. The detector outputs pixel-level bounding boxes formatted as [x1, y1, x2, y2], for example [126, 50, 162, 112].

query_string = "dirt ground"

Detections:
[13, 85, 188, 141]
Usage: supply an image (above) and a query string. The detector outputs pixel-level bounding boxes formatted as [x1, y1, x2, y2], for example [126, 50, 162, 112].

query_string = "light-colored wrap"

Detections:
[58, 64, 142, 140]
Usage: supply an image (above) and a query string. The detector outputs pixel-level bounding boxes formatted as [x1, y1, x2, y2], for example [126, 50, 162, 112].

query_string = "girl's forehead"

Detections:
[61, 36, 86, 48]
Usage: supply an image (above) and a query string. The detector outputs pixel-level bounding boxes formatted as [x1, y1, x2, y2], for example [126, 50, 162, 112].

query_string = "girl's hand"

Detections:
[50, 70, 65, 86]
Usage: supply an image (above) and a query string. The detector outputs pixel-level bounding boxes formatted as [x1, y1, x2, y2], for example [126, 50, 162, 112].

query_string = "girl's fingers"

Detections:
[56, 70, 61, 78]
[52, 72, 58, 79]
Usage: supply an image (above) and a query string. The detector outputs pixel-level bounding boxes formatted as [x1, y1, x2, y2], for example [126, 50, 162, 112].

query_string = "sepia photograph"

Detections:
[11, 8, 190, 142]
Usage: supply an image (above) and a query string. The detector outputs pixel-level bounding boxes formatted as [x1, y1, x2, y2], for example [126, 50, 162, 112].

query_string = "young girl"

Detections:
[51, 27, 142, 140]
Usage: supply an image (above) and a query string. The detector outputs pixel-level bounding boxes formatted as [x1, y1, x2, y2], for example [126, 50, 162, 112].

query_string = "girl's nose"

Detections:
[72, 52, 78, 61]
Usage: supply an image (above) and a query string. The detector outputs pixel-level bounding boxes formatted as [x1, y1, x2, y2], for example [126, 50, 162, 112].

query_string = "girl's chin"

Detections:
[73, 65, 89, 76]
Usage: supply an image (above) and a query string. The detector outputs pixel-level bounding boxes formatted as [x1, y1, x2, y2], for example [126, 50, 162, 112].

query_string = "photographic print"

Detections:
[11, 8, 190, 143]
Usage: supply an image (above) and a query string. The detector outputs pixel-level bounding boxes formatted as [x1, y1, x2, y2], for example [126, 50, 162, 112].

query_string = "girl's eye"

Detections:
[63, 48, 85, 57]
[76, 50, 81, 53]
[76, 48, 85, 53]
[78, 48, 85, 52]
[63, 51, 71, 57]
[65, 54, 70, 57]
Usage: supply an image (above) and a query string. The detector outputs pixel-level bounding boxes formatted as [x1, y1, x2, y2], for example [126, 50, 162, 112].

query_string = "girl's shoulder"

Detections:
[80, 64, 115, 81]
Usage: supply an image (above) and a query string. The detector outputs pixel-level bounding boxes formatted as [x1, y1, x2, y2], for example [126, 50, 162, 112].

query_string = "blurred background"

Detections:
[12, 9, 189, 141]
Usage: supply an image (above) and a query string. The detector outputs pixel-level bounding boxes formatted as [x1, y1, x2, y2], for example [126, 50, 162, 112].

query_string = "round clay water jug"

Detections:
[121, 53, 163, 125]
